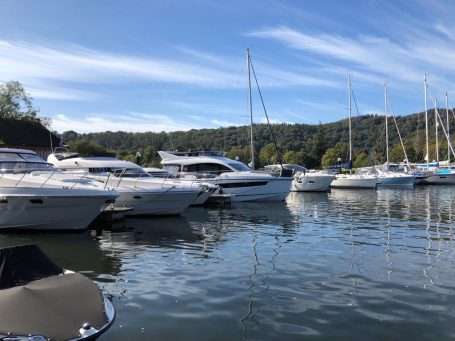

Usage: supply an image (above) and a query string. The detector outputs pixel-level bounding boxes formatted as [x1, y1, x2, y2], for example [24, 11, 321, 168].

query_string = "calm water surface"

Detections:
[1, 187, 455, 340]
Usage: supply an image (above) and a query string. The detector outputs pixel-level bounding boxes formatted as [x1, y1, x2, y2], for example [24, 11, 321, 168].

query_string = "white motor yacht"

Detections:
[159, 151, 292, 202]
[47, 151, 204, 214]
[0, 148, 118, 230]
[265, 164, 335, 192]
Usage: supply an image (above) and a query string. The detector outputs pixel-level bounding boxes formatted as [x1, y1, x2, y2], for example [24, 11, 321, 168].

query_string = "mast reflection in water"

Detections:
[1, 187, 455, 339]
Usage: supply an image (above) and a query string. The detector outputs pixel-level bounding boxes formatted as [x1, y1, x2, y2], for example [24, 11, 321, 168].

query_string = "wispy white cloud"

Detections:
[52, 113, 202, 133]
[0, 40, 239, 89]
[0, 40, 338, 105]
[246, 25, 455, 93]
[211, 119, 242, 127]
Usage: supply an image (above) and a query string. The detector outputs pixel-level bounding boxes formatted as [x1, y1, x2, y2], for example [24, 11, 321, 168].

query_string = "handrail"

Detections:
[115, 168, 127, 189]
[40, 169, 58, 188]
[14, 172, 29, 187]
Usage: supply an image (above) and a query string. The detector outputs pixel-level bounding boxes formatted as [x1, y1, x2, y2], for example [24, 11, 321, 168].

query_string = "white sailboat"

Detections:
[375, 84, 414, 186]
[330, 75, 377, 189]
[420, 78, 455, 184]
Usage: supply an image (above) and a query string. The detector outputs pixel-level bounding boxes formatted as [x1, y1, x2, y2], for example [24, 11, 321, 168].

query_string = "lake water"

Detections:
[2, 186, 455, 340]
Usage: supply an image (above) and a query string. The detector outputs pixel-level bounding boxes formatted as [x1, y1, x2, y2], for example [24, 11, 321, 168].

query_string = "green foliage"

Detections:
[69, 139, 107, 155]
[59, 110, 455, 168]
[225, 146, 250, 164]
[283, 150, 307, 166]
[353, 152, 369, 168]
[0, 81, 51, 127]
[259, 143, 278, 166]
[321, 142, 349, 167]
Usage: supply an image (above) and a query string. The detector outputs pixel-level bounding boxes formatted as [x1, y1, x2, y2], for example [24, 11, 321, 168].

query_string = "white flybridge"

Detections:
[375, 84, 414, 186]
[330, 75, 377, 189]
[0, 148, 119, 230]
[159, 151, 292, 201]
[47, 151, 204, 215]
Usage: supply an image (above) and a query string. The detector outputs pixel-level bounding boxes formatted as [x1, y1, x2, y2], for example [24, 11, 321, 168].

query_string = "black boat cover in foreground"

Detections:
[0, 244, 63, 289]
[0, 245, 109, 340]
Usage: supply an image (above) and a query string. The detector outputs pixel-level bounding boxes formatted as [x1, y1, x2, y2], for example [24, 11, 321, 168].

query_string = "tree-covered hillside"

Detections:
[62, 109, 455, 169]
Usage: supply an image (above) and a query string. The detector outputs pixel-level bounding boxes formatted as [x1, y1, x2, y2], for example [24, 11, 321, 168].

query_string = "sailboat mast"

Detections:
[435, 99, 439, 163]
[348, 74, 352, 173]
[247, 48, 254, 170]
[446, 92, 450, 165]
[385, 83, 389, 165]
[424, 75, 429, 169]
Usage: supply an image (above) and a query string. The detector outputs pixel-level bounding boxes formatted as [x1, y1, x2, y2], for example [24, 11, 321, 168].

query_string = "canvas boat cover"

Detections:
[0, 245, 109, 340]
[0, 244, 63, 289]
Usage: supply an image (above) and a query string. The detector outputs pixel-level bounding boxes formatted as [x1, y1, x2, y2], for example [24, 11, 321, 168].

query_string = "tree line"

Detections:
[1, 80, 452, 169]
[63, 111, 455, 169]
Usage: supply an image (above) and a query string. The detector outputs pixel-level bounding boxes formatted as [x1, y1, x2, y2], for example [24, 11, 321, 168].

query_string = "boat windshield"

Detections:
[0, 152, 54, 173]
[228, 163, 251, 172]
[162, 164, 181, 174]
[111, 168, 151, 178]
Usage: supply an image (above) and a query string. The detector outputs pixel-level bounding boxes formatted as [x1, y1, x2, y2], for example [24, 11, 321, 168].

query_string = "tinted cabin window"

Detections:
[187, 163, 232, 175]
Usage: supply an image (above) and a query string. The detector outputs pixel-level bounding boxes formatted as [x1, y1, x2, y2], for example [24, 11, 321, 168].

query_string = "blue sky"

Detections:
[1, 0, 454, 133]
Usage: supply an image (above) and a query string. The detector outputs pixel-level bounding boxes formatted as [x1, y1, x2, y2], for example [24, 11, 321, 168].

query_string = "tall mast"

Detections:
[384, 83, 389, 165]
[247, 48, 254, 170]
[424, 75, 429, 169]
[348, 74, 352, 174]
[446, 92, 450, 165]
[435, 99, 439, 163]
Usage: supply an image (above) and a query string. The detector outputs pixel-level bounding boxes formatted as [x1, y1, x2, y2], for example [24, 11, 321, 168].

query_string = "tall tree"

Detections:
[0, 80, 51, 127]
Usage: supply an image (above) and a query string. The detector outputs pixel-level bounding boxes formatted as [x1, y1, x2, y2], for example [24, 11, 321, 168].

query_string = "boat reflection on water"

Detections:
[0, 231, 121, 278]
[97, 215, 203, 251]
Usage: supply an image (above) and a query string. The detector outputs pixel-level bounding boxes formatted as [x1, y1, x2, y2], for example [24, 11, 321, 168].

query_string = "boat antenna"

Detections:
[446, 91, 450, 165]
[348, 74, 352, 174]
[49, 129, 53, 152]
[385, 83, 389, 166]
[247, 48, 255, 170]
[167, 132, 175, 150]
[248, 52, 284, 168]
[424, 75, 429, 168]
[434, 98, 439, 164]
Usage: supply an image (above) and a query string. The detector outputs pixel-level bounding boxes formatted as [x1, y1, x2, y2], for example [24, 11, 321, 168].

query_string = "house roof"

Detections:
[0, 118, 60, 148]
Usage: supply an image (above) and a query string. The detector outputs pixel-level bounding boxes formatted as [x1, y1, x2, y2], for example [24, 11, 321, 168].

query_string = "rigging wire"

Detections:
[350, 84, 374, 166]
[386, 91, 410, 165]
[248, 54, 284, 167]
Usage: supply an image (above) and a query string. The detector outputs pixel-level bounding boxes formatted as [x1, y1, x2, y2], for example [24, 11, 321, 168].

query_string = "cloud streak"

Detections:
[52, 112, 203, 133]
[247, 25, 455, 93]
[0, 40, 337, 103]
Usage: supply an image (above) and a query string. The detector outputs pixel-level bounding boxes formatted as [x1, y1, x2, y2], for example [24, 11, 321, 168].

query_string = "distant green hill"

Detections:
[62, 109, 454, 168]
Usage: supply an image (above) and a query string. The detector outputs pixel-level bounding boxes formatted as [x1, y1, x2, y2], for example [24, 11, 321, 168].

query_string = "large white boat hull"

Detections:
[114, 188, 199, 215]
[291, 174, 335, 192]
[215, 175, 292, 202]
[0, 187, 117, 230]
[330, 174, 377, 189]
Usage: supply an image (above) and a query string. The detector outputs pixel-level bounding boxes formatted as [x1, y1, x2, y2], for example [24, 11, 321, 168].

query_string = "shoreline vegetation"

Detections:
[1, 80, 453, 169]
[63, 110, 453, 170]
